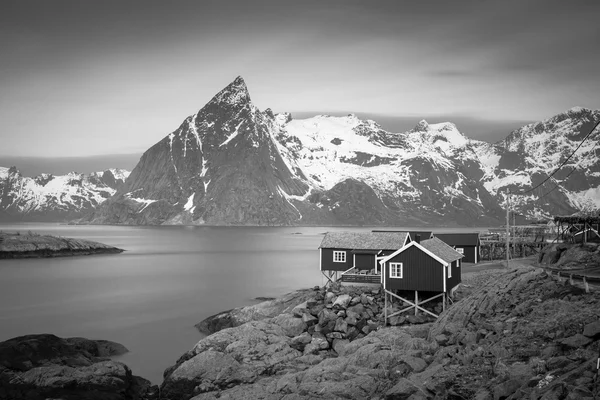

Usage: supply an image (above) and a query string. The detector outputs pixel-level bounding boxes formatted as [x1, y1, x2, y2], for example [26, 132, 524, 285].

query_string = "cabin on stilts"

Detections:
[319, 231, 410, 287]
[379, 237, 463, 323]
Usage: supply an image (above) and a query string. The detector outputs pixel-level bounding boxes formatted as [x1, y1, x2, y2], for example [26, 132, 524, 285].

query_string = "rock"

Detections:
[333, 294, 352, 309]
[270, 313, 306, 337]
[290, 332, 312, 351]
[334, 317, 348, 333]
[582, 320, 600, 338]
[291, 301, 308, 317]
[325, 291, 336, 303]
[385, 377, 419, 399]
[434, 334, 449, 346]
[492, 379, 521, 400]
[302, 312, 318, 325]
[350, 296, 361, 306]
[0, 334, 153, 400]
[560, 334, 593, 348]
[332, 338, 349, 355]
[196, 289, 316, 334]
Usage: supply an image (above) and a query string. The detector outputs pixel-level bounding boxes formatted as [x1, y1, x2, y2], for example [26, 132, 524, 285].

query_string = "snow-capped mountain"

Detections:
[83, 76, 600, 226]
[0, 167, 130, 221]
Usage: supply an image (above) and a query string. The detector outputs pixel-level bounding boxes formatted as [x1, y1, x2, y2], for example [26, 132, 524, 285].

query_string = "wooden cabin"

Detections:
[379, 237, 463, 321]
[319, 231, 410, 285]
[433, 232, 480, 263]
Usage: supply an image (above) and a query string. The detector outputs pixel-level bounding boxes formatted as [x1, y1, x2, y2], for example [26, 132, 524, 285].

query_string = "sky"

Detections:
[1, 0, 599, 174]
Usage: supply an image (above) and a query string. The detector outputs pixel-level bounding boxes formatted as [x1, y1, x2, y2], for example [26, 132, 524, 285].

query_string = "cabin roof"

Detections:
[420, 237, 464, 263]
[319, 231, 409, 250]
[434, 233, 480, 246]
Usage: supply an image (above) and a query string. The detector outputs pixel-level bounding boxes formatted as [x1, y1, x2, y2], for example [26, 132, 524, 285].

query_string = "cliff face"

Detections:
[160, 266, 600, 400]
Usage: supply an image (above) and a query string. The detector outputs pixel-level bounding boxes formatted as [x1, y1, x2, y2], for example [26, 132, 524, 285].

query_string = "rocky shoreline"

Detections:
[0, 231, 124, 259]
[2, 245, 599, 399]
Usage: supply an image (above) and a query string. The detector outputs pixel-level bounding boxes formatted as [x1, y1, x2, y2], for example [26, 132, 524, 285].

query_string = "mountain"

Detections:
[0, 167, 130, 221]
[82, 77, 600, 226]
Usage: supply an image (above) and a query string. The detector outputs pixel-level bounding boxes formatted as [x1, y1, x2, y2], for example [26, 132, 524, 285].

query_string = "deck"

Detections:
[340, 268, 381, 284]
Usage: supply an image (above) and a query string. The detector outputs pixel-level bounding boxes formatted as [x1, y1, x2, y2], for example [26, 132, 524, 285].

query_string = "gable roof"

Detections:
[319, 231, 409, 250]
[420, 237, 464, 263]
[379, 240, 448, 266]
[433, 233, 480, 246]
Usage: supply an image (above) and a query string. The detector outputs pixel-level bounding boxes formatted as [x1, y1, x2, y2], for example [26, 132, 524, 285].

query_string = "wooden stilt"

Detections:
[442, 293, 446, 312]
[384, 291, 388, 325]
[385, 290, 442, 319]
[414, 291, 418, 316]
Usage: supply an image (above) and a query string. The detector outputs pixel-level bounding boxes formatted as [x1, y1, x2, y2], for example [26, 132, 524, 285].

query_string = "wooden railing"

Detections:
[340, 274, 381, 284]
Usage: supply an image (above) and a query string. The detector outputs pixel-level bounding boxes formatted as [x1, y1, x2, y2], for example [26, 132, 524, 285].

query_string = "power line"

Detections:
[514, 118, 600, 195]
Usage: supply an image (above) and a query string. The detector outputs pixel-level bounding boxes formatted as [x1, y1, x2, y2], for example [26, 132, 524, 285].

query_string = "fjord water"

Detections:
[0, 224, 330, 384]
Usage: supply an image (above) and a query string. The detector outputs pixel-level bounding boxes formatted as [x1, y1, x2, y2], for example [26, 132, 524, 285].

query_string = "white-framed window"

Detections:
[333, 251, 346, 263]
[456, 247, 464, 254]
[448, 263, 452, 278]
[390, 262, 403, 278]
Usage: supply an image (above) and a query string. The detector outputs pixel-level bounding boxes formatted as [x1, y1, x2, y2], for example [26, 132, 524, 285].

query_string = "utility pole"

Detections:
[506, 189, 510, 268]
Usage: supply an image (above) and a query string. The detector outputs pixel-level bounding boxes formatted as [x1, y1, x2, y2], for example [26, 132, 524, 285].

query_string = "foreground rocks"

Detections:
[0, 334, 157, 400]
[164, 266, 600, 399]
[0, 231, 124, 258]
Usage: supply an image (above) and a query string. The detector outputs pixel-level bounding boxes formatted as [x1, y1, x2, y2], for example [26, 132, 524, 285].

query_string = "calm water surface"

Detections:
[0, 224, 353, 383]
[0, 223, 487, 384]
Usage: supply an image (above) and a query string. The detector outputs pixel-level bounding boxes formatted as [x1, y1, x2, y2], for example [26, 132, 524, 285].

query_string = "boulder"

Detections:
[292, 301, 308, 317]
[560, 334, 592, 348]
[290, 332, 312, 352]
[582, 320, 600, 339]
[333, 294, 352, 309]
[270, 314, 306, 337]
[0, 334, 154, 400]
[385, 377, 419, 399]
[334, 318, 348, 334]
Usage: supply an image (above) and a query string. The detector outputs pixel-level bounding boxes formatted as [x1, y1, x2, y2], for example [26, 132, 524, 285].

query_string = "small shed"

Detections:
[433, 233, 481, 263]
[379, 237, 463, 320]
[319, 231, 410, 285]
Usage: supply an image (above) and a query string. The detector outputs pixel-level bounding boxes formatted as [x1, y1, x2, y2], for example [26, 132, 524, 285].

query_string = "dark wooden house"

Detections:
[433, 233, 481, 263]
[319, 231, 410, 285]
[379, 237, 463, 321]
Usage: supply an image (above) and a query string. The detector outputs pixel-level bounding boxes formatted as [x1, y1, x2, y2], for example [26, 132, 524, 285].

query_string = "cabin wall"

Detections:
[455, 245, 478, 263]
[321, 248, 353, 271]
[354, 254, 375, 271]
[383, 246, 443, 292]
[446, 259, 461, 291]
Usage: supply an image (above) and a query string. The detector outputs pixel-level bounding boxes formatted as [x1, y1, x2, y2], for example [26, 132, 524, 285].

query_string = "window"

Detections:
[333, 251, 346, 263]
[456, 247, 464, 254]
[390, 262, 403, 278]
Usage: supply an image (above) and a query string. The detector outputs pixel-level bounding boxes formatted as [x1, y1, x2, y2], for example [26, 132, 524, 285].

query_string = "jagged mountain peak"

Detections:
[208, 75, 251, 107]
[413, 120, 429, 131]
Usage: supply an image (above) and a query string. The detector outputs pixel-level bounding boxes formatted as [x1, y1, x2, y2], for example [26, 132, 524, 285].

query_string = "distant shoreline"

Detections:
[0, 231, 124, 259]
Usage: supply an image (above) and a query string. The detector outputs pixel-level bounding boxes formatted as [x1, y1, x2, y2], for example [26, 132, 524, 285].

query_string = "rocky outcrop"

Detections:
[0, 231, 124, 258]
[164, 266, 600, 399]
[0, 334, 157, 400]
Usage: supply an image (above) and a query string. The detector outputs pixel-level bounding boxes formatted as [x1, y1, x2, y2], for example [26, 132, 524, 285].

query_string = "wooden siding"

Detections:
[354, 253, 375, 271]
[321, 248, 353, 271]
[447, 259, 461, 290]
[383, 245, 443, 292]
[455, 245, 478, 263]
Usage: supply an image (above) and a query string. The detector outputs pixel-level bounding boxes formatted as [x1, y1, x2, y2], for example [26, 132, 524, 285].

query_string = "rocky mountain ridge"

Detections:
[83, 76, 599, 226]
[0, 167, 130, 221]
[3, 76, 598, 225]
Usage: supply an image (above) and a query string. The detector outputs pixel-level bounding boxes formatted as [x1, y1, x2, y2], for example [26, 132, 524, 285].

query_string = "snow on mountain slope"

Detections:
[0, 167, 130, 221]
[6, 76, 597, 225]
